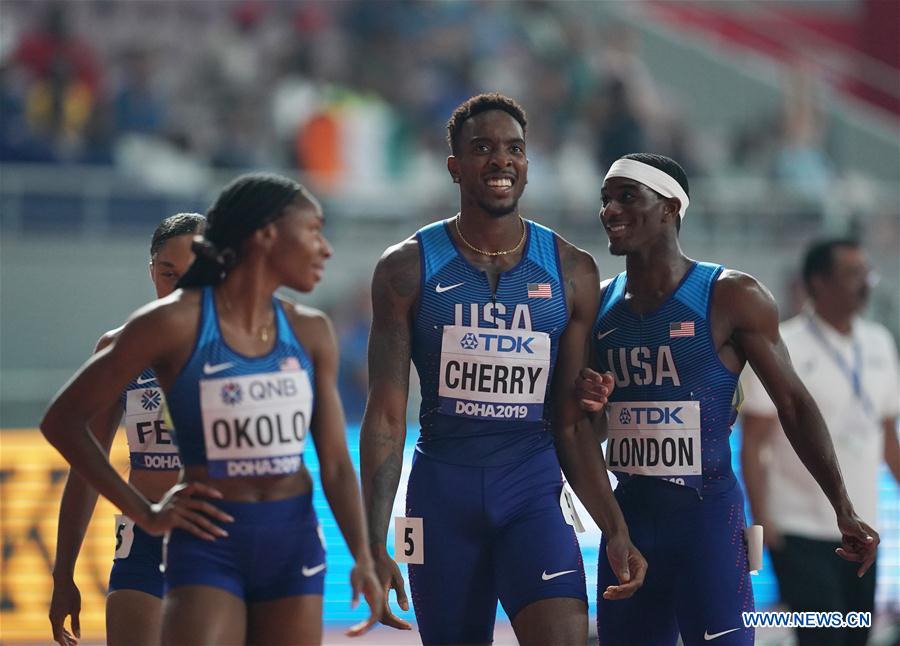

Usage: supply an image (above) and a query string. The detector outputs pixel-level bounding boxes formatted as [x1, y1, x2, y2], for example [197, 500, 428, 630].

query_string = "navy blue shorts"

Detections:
[164, 493, 325, 602]
[597, 477, 755, 646]
[109, 516, 164, 597]
[405, 447, 587, 645]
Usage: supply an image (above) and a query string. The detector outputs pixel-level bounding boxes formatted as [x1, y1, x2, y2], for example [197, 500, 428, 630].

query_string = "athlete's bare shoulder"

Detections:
[114, 288, 203, 349]
[712, 268, 779, 333]
[555, 234, 599, 276]
[553, 234, 600, 308]
[91, 289, 202, 385]
[373, 235, 421, 303]
[714, 268, 775, 306]
[95, 324, 125, 353]
[278, 296, 335, 355]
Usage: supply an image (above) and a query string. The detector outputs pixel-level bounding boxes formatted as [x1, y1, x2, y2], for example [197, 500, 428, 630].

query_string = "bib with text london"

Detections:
[438, 325, 550, 422]
[606, 400, 702, 489]
[200, 370, 313, 478]
[124, 387, 181, 471]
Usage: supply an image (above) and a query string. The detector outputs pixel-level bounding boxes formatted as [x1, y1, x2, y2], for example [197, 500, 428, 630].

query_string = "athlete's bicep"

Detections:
[365, 249, 418, 422]
[728, 276, 805, 411]
[552, 248, 601, 427]
[85, 333, 125, 451]
[48, 311, 175, 429]
[307, 314, 351, 457]
[86, 402, 124, 453]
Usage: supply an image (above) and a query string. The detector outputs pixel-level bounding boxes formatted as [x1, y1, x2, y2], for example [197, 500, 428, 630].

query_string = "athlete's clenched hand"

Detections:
[602, 532, 647, 600]
[139, 481, 233, 540]
[575, 368, 616, 413]
[836, 511, 879, 577]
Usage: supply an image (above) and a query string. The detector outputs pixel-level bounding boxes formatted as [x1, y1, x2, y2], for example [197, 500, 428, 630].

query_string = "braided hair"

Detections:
[177, 173, 317, 288]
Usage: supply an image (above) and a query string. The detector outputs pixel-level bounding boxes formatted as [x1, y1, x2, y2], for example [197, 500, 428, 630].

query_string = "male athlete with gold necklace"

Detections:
[360, 93, 647, 645]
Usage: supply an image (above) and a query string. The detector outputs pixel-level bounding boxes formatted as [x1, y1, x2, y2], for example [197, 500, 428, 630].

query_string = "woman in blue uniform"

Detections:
[42, 174, 382, 645]
[50, 212, 204, 646]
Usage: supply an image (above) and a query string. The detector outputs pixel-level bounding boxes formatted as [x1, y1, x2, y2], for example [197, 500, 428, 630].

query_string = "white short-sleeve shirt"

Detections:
[740, 310, 899, 540]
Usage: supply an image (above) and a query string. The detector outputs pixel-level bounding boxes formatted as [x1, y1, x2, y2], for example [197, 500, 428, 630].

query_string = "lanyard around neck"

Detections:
[805, 314, 874, 418]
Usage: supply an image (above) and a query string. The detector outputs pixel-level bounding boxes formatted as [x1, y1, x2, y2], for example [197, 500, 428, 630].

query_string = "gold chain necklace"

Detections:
[220, 291, 275, 343]
[454, 214, 526, 257]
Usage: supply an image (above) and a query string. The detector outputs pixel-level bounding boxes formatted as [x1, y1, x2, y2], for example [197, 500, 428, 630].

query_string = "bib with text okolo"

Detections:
[606, 400, 702, 489]
[200, 370, 313, 478]
[438, 325, 550, 422]
[124, 387, 181, 471]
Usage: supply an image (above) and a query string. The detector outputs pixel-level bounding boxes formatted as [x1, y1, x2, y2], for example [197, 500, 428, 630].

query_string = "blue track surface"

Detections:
[306, 424, 899, 625]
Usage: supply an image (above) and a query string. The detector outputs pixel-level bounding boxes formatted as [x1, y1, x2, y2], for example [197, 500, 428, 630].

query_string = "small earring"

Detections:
[453, 177, 460, 184]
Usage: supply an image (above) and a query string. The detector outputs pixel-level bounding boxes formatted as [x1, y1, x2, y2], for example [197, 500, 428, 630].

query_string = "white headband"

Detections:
[604, 158, 690, 219]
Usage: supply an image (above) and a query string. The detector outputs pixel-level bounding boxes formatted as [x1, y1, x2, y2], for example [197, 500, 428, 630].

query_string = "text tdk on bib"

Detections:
[438, 325, 550, 421]
[606, 400, 701, 487]
[200, 370, 313, 478]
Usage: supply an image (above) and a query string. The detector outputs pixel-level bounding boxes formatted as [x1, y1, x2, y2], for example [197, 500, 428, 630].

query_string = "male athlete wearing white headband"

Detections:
[577, 153, 879, 646]
[604, 156, 690, 219]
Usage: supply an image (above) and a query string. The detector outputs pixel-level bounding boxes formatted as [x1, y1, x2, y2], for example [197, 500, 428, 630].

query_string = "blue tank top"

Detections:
[165, 287, 315, 479]
[412, 218, 569, 466]
[121, 369, 181, 471]
[591, 262, 739, 495]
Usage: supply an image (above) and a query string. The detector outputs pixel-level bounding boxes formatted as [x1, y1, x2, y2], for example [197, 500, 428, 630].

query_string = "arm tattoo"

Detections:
[369, 250, 417, 388]
[368, 326, 411, 389]
[368, 446, 403, 545]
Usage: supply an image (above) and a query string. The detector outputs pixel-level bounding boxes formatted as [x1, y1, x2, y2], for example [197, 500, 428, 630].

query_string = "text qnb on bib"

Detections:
[200, 369, 313, 478]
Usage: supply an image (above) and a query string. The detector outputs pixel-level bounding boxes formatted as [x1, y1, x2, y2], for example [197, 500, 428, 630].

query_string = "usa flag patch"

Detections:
[280, 357, 301, 371]
[527, 283, 552, 298]
[669, 321, 695, 337]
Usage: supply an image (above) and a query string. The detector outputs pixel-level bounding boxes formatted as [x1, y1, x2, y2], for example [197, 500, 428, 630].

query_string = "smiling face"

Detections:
[267, 198, 332, 293]
[599, 176, 680, 256]
[149, 233, 197, 297]
[448, 109, 528, 218]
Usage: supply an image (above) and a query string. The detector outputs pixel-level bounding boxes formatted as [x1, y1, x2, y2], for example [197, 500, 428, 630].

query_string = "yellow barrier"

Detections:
[1, 429, 130, 642]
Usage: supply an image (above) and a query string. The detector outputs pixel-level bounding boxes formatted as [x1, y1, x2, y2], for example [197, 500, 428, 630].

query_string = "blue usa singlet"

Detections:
[412, 218, 569, 466]
[592, 261, 740, 495]
[593, 262, 754, 646]
[164, 287, 315, 478]
[121, 369, 181, 471]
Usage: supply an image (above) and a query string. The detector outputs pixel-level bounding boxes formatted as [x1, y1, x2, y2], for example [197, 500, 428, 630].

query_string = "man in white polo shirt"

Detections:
[741, 238, 899, 646]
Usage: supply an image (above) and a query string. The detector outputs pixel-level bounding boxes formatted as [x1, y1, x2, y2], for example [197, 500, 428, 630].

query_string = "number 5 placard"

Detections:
[394, 517, 424, 564]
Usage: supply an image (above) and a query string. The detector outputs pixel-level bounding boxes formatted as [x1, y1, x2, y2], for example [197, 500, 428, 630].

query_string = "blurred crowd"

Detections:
[1, 1, 896, 422]
[0, 0, 843, 200]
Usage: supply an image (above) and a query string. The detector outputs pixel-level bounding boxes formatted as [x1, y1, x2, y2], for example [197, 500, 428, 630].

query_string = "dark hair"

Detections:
[150, 213, 206, 257]
[177, 173, 318, 289]
[621, 153, 689, 232]
[446, 93, 527, 155]
[802, 238, 860, 290]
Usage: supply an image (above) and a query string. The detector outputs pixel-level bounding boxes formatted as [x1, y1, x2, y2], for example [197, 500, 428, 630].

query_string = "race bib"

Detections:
[394, 517, 424, 564]
[606, 401, 702, 488]
[438, 325, 550, 421]
[114, 514, 135, 560]
[200, 369, 313, 478]
[124, 387, 182, 471]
